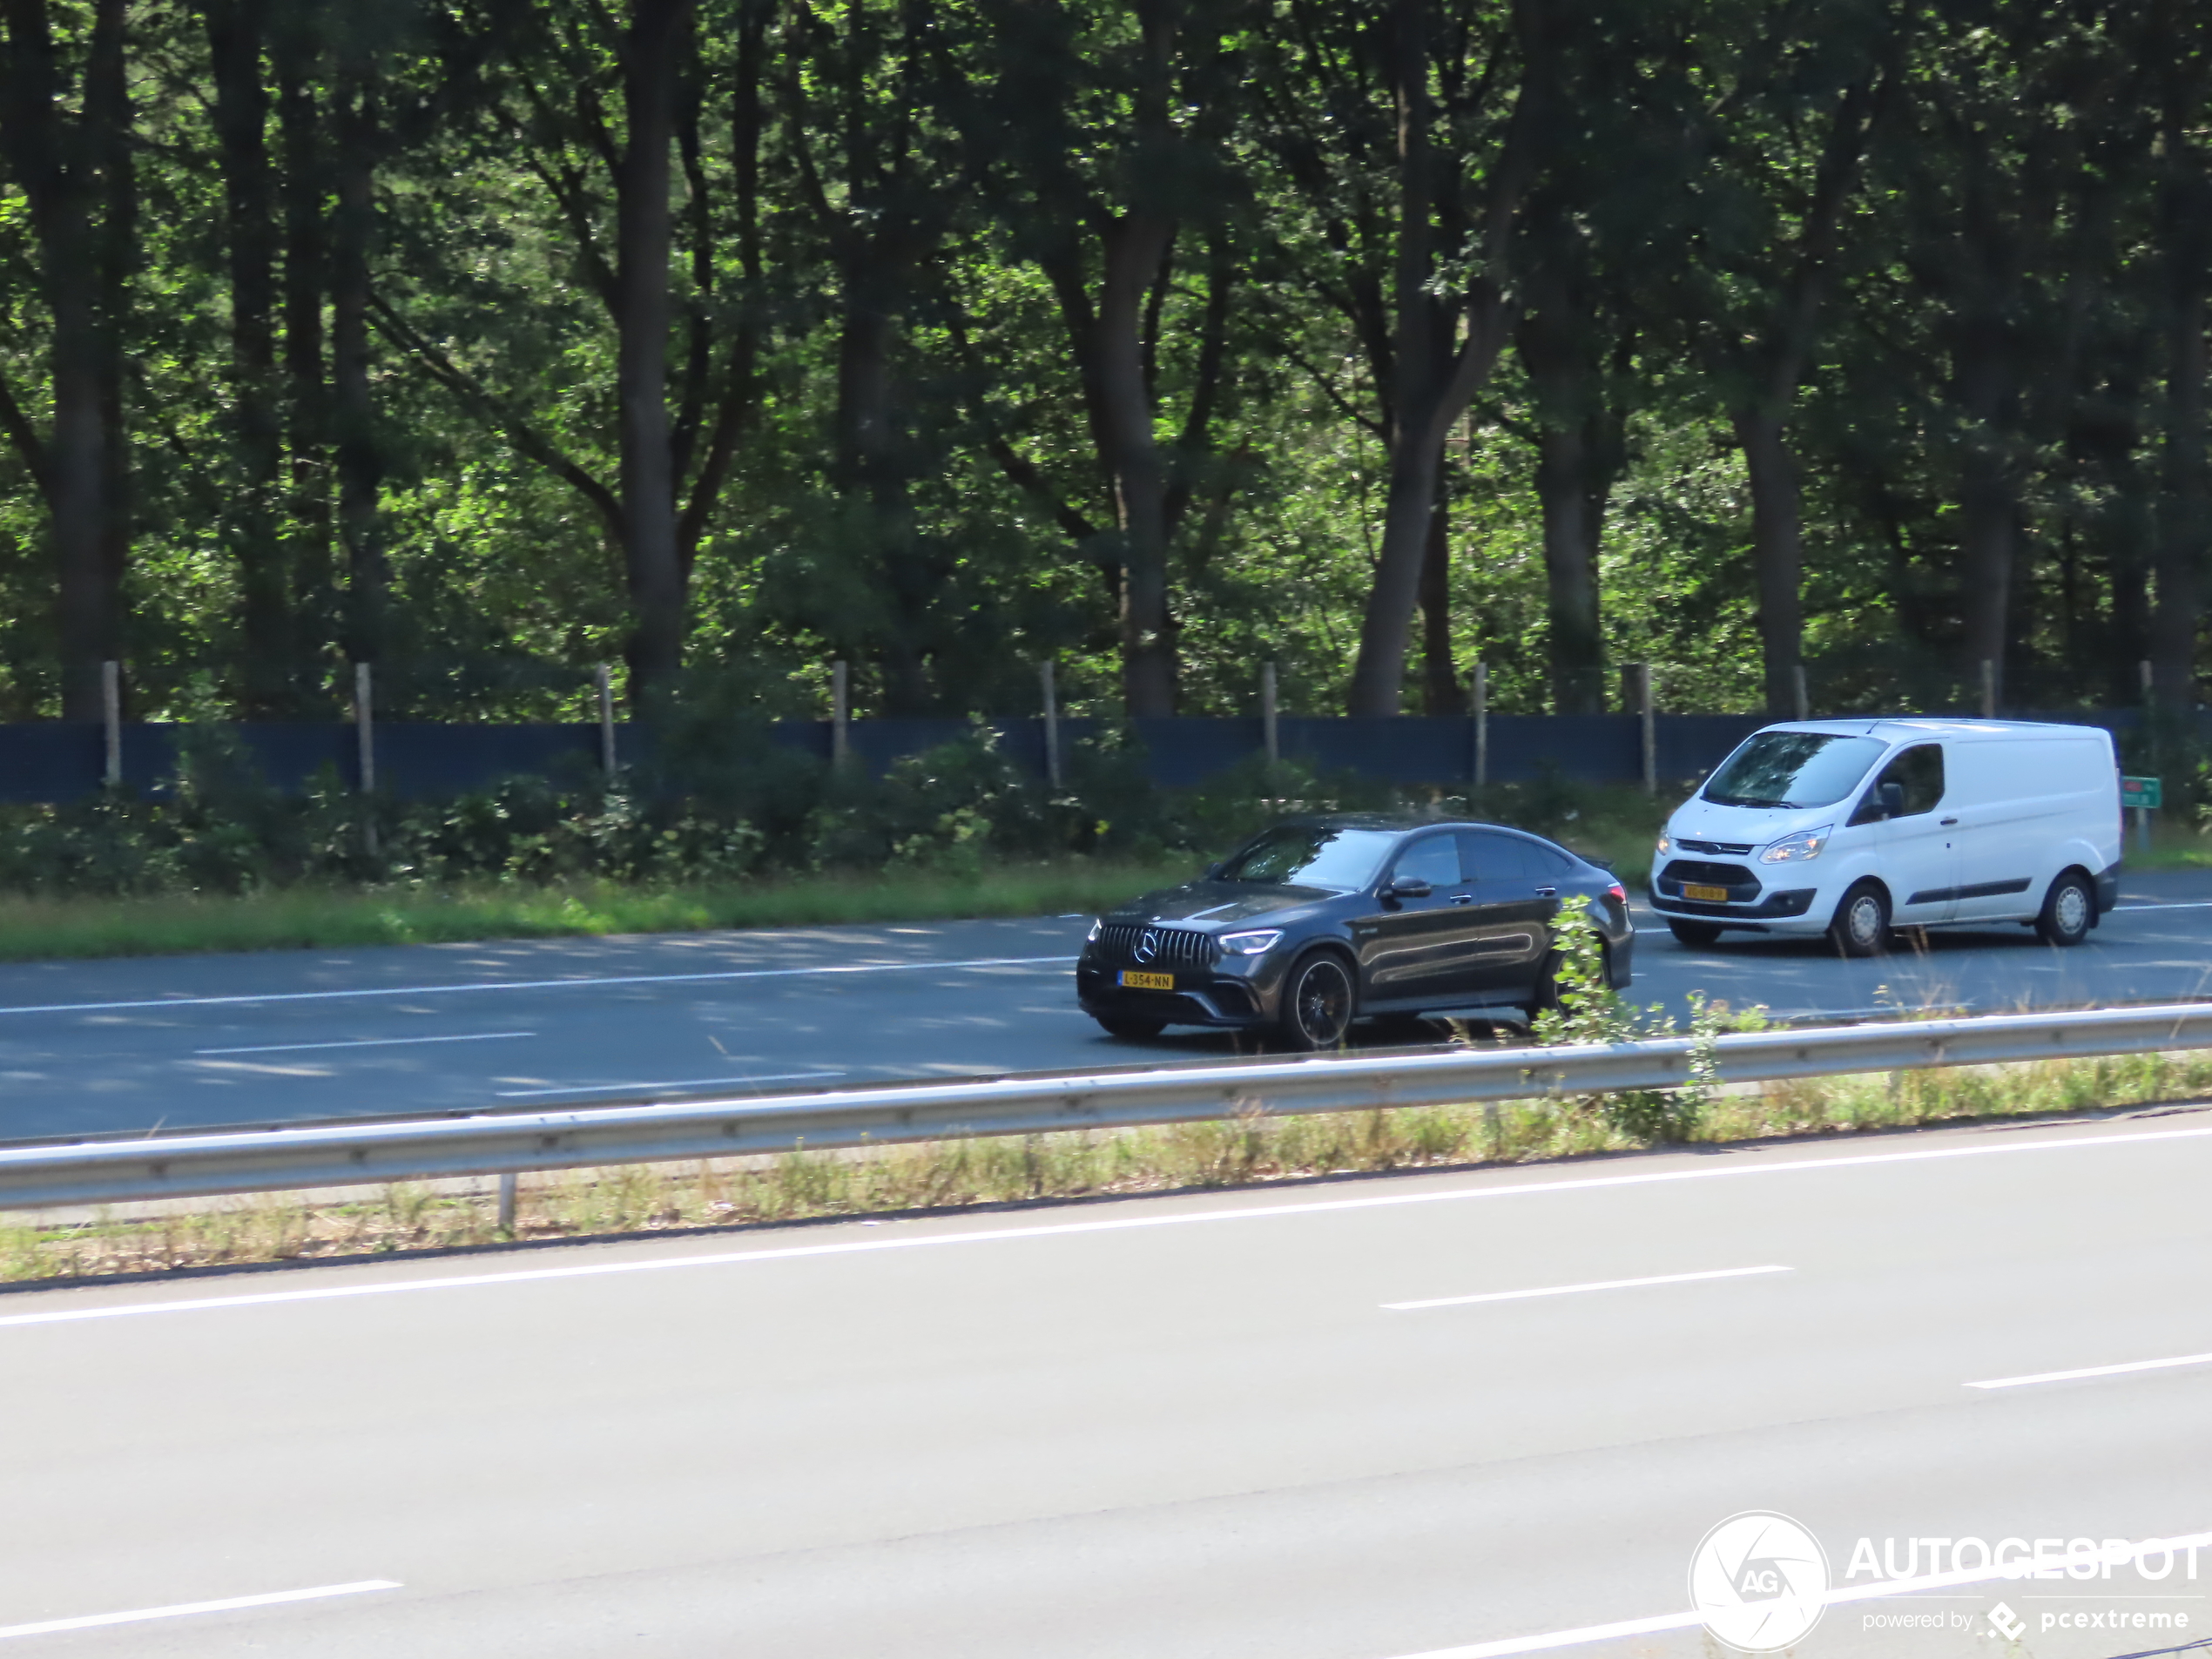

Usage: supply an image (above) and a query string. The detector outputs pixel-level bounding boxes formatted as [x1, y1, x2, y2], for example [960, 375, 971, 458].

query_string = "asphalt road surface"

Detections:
[4, 870, 2212, 1143]
[0, 1108, 2205, 1656]
[12, 871, 2212, 1141]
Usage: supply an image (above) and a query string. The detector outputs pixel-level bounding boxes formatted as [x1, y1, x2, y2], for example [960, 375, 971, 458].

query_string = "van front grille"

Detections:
[1676, 838, 1754, 856]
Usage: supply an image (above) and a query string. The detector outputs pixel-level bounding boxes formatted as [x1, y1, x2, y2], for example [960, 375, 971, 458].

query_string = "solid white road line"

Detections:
[1386, 1530, 2212, 1659]
[195, 1031, 535, 1056]
[0, 1580, 401, 1642]
[1967, 1349, 2212, 1390]
[0, 954, 1077, 1018]
[495, 1069, 846, 1097]
[2, 1119, 2208, 1332]
[1383, 1265, 1791, 1312]
[2113, 901, 2212, 912]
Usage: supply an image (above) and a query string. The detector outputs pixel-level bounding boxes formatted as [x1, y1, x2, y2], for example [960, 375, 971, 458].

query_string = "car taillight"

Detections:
[1607, 883, 1627, 904]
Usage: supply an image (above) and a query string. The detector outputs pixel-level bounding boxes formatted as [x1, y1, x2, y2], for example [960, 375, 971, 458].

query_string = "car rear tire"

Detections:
[1830, 881, 1891, 958]
[1276, 951, 1357, 1051]
[1096, 1015, 1167, 1040]
[1665, 919, 1723, 948]
[2034, 870, 2094, 947]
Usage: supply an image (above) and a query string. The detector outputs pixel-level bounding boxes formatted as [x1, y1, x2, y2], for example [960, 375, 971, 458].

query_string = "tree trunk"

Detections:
[2, 0, 123, 718]
[1735, 408, 1806, 717]
[1955, 331, 2016, 710]
[834, 293, 930, 711]
[276, 21, 330, 698]
[1418, 490, 1460, 713]
[2152, 260, 2207, 712]
[1519, 296, 1617, 716]
[207, 0, 290, 714]
[331, 51, 383, 665]
[88, 0, 130, 712]
[614, 0, 696, 697]
[1096, 210, 1179, 717]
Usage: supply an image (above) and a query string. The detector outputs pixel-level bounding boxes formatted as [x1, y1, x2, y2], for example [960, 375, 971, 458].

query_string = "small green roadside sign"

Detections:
[2122, 776, 2162, 810]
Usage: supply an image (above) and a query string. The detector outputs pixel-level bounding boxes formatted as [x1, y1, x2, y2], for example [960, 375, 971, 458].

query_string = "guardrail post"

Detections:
[831, 659, 849, 769]
[1041, 658, 1062, 789]
[497, 1170, 518, 1232]
[596, 664, 617, 774]
[354, 661, 378, 857]
[100, 660, 121, 787]
[1636, 663, 1656, 796]
[1470, 660, 1487, 788]
[1262, 662, 1278, 765]
[1792, 663, 1810, 723]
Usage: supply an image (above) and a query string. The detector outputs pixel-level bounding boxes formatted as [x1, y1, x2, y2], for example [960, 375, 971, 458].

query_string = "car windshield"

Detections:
[1217, 826, 1398, 891]
[1703, 732, 1886, 809]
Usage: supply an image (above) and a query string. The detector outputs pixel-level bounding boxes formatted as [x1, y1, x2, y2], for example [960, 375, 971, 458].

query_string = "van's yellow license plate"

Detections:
[1683, 883, 1730, 903]
[1118, 970, 1175, 991]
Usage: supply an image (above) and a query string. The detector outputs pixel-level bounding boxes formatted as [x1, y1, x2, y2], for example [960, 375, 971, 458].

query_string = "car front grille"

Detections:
[1676, 838, 1754, 856]
[1096, 924, 1217, 970]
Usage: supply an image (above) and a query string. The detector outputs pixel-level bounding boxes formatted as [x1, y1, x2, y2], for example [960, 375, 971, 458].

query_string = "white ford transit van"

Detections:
[1649, 719, 2121, 956]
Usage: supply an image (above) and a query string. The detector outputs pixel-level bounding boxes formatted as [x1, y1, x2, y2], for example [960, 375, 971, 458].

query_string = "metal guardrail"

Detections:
[4, 1001, 2210, 1212]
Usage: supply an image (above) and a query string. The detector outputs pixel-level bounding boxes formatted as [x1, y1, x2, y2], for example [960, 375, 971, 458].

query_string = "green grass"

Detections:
[0, 856, 1198, 962]
[7, 1045, 2205, 1285]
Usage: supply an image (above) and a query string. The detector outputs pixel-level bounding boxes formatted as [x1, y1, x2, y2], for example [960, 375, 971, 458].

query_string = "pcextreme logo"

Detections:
[1688, 1511, 1831, 1652]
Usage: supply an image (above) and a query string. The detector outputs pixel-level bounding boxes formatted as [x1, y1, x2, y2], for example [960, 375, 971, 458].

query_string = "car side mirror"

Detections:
[1878, 781, 1905, 819]
[1203, 861, 1224, 880]
[1386, 876, 1432, 901]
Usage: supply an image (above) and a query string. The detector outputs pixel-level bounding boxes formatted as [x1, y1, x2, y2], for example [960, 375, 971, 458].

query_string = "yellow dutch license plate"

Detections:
[1683, 883, 1730, 903]
[1118, 970, 1175, 991]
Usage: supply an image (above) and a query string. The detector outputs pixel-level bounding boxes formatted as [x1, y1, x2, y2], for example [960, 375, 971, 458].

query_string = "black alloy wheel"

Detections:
[2034, 870, 2094, 947]
[1278, 952, 1356, 1051]
[1831, 881, 1891, 958]
[1666, 919, 1723, 948]
[1096, 1015, 1167, 1040]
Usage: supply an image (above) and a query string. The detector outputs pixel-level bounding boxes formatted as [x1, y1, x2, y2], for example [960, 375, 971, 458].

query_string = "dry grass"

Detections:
[4, 1045, 2208, 1286]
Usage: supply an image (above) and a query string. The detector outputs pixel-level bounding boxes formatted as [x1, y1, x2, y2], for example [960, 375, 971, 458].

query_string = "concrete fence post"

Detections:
[497, 1170, 518, 1232]
[1470, 661, 1488, 789]
[1792, 663, 1810, 724]
[1979, 658, 1997, 719]
[1261, 662, 1278, 765]
[354, 661, 378, 857]
[831, 659, 849, 768]
[100, 660, 121, 787]
[1041, 658, 1062, 789]
[1637, 663, 1657, 796]
[596, 664, 617, 774]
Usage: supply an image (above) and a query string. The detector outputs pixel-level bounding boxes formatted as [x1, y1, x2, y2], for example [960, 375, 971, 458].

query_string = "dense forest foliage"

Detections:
[0, 0, 2205, 729]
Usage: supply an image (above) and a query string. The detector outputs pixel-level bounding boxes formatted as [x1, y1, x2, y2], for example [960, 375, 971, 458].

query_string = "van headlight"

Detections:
[1759, 826, 1831, 864]
[1655, 831, 1672, 857]
[1217, 929, 1282, 955]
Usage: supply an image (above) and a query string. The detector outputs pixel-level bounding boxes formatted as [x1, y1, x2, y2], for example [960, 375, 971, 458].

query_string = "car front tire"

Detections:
[1665, 919, 1723, 948]
[2034, 870, 2094, 947]
[1276, 951, 1357, 1051]
[1830, 881, 1891, 958]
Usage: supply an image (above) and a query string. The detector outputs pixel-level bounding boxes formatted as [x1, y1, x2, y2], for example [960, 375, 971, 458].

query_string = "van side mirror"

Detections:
[1878, 781, 1905, 818]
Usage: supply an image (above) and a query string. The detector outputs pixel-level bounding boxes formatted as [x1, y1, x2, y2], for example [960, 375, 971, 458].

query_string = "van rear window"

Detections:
[1703, 732, 1886, 810]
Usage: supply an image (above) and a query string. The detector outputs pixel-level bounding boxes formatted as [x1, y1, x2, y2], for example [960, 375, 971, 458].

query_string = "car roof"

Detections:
[1750, 718, 2110, 743]
[1274, 813, 1586, 853]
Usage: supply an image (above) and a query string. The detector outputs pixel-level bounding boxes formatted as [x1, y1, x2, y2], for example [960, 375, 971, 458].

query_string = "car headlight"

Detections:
[1655, 831, 1672, 857]
[1759, 826, 1831, 864]
[1217, 928, 1282, 955]
[1085, 918, 1103, 942]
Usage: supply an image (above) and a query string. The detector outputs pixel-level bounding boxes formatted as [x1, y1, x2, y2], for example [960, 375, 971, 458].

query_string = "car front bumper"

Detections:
[1076, 956, 1276, 1028]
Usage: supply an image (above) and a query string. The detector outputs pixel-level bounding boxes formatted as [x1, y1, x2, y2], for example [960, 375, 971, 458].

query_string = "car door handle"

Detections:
[1450, 893, 1475, 905]
[1534, 886, 1557, 897]
[1940, 817, 1959, 826]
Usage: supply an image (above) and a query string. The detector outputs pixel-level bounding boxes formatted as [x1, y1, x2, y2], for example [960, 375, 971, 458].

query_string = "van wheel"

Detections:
[1666, 920, 1723, 948]
[2035, 871, 2094, 947]
[1276, 952, 1357, 1051]
[1830, 882, 1891, 958]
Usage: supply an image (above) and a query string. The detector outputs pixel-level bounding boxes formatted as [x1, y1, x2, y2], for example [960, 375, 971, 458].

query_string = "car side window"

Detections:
[1456, 831, 1528, 884]
[1851, 744, 1945, 824]
[1391, 834, 1463, 889]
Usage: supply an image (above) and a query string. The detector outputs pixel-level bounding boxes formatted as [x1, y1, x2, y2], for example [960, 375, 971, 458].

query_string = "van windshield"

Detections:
[1703, 732, 1886, 810]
